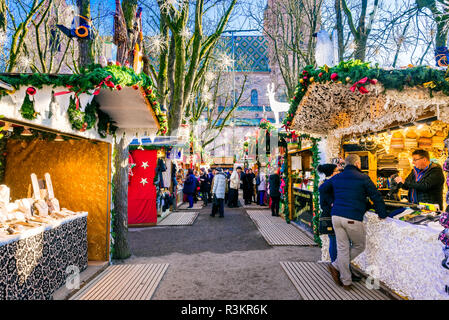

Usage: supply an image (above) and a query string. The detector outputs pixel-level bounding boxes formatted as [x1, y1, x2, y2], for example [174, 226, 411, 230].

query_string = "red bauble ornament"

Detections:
[132, 85, 139, 90]
[302, 70, 307, 75]
[115, 61, 121, 66]
[330, 73, 338, 81]
[80, 122, 88, 132]
[116, 85, 122, 91]
[318, 72, 323, 78]
[26, 87, 36, 95]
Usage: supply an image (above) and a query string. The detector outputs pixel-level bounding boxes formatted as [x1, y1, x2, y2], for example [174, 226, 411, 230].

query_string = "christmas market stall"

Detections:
[128, 136, 185, 226]
[259, 118, 324, 241]
[283, 60, 449, 299]
[0, 65, 165, 299]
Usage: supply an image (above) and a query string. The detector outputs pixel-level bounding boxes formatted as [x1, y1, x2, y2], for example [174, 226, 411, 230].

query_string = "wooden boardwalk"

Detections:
[280, 262, 389, 300]
[70, 264, 169, 300]
[246, 210, 316, 246]
[177, 202, 203, 210]
[158, 211, 199, 226]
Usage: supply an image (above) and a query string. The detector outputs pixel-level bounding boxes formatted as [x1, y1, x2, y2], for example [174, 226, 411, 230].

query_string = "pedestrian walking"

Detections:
[317, 163, 340, 263]
[257, 170, 267, 206]
[268, 168, 281, 216]
[242, 169, 253, 205]
[319, 154, 388, 290]
[211, 168, 227, 218]
[208, 169, 214, 202]
[183, 168, 197, 208]
[199, 168, 211, 207]
[224, 168, 231, 204]
[229, 167, 242, 207]
[248, 169, 256, 203]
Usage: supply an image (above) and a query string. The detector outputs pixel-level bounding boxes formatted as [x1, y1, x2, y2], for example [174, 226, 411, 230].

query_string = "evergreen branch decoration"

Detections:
[20, 93, 38, 120]
[282, 60, 449, 130]
[259, 121, 322, 246]
[0, 64, 167, 136]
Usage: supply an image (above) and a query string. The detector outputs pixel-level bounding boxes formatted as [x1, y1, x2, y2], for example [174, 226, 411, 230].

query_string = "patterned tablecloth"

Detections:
[0, 213, 88, 300]
[320, 211, 448, 300]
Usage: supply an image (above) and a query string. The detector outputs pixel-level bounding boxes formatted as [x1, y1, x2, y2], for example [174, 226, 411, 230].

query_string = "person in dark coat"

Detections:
[242, 169, 252, 205]
[199, 168, 211, 207]
[320, 154, 388, 290]
[208, 169, 214, 201]
[394, 149, 445, 210]
[317, 163, 340, 263]
[268, 168, 281, 216]
[183, 168, 196, 208]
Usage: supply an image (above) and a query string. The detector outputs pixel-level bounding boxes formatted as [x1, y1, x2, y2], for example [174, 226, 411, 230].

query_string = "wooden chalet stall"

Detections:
[0, 65, 164, 299]
[285, 61, 449, 299]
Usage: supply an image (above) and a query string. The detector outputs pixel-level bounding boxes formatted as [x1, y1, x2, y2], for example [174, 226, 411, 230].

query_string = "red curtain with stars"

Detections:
[128, 149, 158, 224]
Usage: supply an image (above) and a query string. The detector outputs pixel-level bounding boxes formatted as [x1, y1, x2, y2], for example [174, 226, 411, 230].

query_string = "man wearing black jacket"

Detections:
[319, 154, 388, 290]
[394, 149, 445, 210]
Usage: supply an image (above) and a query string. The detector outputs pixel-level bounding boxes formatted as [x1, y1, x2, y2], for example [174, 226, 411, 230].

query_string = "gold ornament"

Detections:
[309, 77, 314, 83]
[346, 77, 351, 82]
[299, 79, 304, 84]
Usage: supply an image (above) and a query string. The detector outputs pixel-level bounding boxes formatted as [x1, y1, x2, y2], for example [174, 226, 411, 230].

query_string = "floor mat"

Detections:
[280, 261, 389, 300]
[246, 210, 316, 246]
[158, 211, 199, 226]
[70, 263, 169, 300]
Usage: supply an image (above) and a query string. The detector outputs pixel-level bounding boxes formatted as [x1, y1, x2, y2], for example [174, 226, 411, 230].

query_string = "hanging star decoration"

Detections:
[140, 178, 148, 186]
[141, 161, 149, 169]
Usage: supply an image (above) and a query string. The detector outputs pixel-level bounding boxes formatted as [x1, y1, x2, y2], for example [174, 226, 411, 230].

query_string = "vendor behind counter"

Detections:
[394, 149, 445, 210]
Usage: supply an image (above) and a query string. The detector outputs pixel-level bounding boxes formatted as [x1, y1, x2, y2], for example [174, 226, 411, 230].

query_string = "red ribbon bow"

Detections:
[54, 85, 83, 110]
[350, 77, 377, 94]
[93, 75, 114, 95]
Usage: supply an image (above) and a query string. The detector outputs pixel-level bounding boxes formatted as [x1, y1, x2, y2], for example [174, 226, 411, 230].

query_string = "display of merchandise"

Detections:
[0, 174, 85, 237]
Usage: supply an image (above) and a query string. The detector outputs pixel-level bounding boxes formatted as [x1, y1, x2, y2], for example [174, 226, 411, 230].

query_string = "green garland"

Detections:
[277, 59, 449, 246]
[282, 60, 449, 128]
[128, 144, 176, 151]
[0, 129, 6, 184]
[0, 64, 167, 136]
[259, 120, 322, 245]
[20, 94, 38, 120]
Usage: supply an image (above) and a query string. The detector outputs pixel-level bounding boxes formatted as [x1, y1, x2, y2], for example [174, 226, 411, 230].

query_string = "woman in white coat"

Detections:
[211, 168, 227, 218]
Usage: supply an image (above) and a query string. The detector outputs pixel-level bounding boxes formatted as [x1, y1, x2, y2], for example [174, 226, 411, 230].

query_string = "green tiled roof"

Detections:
[215, 36, 270, 72]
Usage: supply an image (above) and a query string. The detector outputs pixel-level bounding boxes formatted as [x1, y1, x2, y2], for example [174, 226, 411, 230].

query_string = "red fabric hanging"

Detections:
[128, 149, 158, 224]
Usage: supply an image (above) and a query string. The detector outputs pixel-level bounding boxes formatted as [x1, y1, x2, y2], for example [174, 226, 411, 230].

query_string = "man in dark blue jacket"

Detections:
[319, 154, 387, 290]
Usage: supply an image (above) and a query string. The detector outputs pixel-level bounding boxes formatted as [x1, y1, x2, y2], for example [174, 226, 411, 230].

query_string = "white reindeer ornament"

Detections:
[266, 83, 290, 126]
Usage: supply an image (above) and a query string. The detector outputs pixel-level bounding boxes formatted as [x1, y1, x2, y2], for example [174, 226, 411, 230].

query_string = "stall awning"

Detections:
[291, 82, 449, 137]
[96, 87, 160, 130]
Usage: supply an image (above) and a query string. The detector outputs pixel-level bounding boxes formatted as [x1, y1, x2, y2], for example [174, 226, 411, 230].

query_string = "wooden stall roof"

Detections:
[95, 87, 160, 130]
[291, 82, 449, 136]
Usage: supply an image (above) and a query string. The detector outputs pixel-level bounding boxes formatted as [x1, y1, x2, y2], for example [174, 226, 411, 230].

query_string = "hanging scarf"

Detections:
[410, 164, 430, 204]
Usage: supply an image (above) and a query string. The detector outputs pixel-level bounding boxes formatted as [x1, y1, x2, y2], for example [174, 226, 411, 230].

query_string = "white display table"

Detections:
[320, 211, 448, 300]
[0, 212, 88, 300]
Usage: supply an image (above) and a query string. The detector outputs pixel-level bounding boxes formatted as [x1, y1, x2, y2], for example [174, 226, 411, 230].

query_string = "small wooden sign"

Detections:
[30, 173, 41, 200]
[45, 173, 55, 199]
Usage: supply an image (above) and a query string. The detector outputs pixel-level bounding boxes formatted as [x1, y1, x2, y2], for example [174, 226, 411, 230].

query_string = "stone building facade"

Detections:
[205, 34, 289, 165]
